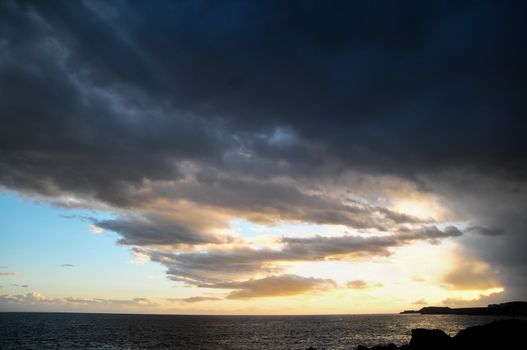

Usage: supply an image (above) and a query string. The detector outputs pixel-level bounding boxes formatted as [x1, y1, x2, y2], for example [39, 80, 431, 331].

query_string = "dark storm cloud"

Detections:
[1, 0, 526, 203]
[465, 225, 505, 237]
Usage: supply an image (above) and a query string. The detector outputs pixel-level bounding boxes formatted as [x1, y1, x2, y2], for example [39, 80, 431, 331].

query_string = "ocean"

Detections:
[0, 313, 518, 349]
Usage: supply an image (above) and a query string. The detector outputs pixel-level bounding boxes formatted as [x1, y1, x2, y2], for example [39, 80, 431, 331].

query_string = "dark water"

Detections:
[0, 312, 519, 349]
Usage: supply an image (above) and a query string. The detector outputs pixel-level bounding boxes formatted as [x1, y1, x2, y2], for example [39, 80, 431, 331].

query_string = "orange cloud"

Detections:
[442, 291, 506, 307]
[346, 280, 383, 289]
[442, 257, 501, 291]
[200, 274, 336, 299]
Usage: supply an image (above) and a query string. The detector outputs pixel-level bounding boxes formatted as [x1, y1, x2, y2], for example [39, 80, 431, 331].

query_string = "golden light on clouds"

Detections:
[392, 199, 439, 220]
[377, 176, 451, 221]
[442, 253, 503, 291]
[2, 172, 509, 314]
[84, 191, 506, 314]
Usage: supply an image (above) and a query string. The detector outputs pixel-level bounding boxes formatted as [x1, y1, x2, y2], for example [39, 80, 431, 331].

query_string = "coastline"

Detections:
[400, 301, 527, 316]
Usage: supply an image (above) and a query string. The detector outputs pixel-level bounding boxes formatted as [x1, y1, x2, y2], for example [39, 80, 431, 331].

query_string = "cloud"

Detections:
[0, 292, 49, 303]
[129, 249, 150, 265]
[425, 171, 527, 300]
[94, 213, 235, 246]
[412, 275, 426, 283]
[63, 297, 158, 307]
[441, 291, 507, 308]
[347, 280, 369, 289]
[61, 264, 74, 267]
[201, 274, 336, 299]
[346, 280, 382, 289]
[0, 0, 526, 302]
[413, 298, 428, 305]
[281, 225, 461, 258]
[0, 292, 159, 311]
[465, 226, 505, 237]
[89, 225, 104, 234]
[1, 0, 525, 213]
[442, 257, 502, 291]
[170, 296, 223, 303]
[2, 0, 524, 191]
[84, 175, 429, 249]
[0, 272, 20, 276]
[142, 225, 462, 285]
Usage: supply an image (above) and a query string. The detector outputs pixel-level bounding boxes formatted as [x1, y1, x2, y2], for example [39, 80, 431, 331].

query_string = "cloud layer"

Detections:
[0, 292, 158, 312]
[1, 0, 526, 303]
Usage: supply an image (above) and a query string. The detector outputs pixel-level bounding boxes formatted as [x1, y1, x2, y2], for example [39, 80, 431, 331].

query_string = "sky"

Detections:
[0, 0, 526, 314]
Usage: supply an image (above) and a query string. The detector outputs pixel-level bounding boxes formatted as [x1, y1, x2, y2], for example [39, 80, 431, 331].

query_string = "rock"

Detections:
[453, 319, 527, 350]
[355, 319, 527, 350]
[409, 328, 454, 349]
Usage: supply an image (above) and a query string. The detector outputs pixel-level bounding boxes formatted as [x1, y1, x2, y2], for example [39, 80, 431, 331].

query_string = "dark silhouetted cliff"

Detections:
[400, 301, 527, 316]
[354, 319, 527, 350]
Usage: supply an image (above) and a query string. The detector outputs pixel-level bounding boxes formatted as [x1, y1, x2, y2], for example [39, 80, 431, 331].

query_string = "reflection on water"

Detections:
[0, 313, 521, 349]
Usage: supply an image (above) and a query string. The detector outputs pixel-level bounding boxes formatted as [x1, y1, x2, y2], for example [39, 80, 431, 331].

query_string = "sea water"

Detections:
[0, 312, 518, 349]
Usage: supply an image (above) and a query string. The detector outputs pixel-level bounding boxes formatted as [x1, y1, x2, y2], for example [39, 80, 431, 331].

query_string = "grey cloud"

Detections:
[95, 214, 233, 246]
[282, 225, 462, 258]
[86, 174, 427, 247]
[149, 246, 285, 285]
[1, 0, 525, 210]
[132, 171, 426, 228]
[61, 264, 74, 267]
[424, 171, 527, 300]
[145, 225, 462, 285]
[465, 225, 505, 237]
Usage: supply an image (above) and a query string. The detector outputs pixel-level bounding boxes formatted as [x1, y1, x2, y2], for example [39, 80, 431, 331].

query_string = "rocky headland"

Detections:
[400, 301, 527, 316]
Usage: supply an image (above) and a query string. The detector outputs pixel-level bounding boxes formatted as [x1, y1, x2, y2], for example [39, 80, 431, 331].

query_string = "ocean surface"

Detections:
[0, 312, 519, 349]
